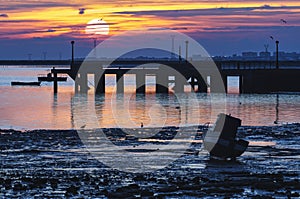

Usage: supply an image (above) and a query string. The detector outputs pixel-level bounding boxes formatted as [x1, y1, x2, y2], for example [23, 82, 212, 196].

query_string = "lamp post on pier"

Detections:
[275, 40, 279, 69]
[71, 41, 75, 69]
[185, 40, 189, 62]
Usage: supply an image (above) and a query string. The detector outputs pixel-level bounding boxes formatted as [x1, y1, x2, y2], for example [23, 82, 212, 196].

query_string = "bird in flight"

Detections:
[270, 36, 274, 40]
[280, 19, 287, 23]
[79, 8, 85, 15]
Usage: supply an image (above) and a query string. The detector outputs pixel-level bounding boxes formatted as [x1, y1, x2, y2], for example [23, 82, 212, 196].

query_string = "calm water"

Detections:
[0, 66, 299, 129]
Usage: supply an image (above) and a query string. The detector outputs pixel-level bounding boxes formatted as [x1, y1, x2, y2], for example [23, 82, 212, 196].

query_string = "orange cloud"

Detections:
[0, 1, 300, 40]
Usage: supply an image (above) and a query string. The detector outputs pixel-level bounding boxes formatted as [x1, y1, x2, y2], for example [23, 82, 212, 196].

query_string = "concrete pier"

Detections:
[53, 72, 58, 94]
[210, 74, 227, 93]
[190, 77, 196, 91]
[190, 75, 208, 93]
[74, 73, 88, 94]
[116, 73, 124, 93]
[45, 60, 300, 94]
[136, 72, 146, 94]
[95, 72, 105, 94]
[174, 75, 185, 93]
[228, 69, 300, 93]
[156, 72, 168, 93]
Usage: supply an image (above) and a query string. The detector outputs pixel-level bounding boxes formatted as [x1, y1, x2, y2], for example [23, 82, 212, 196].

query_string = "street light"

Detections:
[71, 41, 75, 67]
[185, 40, 189, 62]
[276, 40, 279, 69]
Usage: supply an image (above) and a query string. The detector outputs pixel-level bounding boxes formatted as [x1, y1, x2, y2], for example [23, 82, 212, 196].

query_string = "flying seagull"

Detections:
[79, 8, 85, 15]
[270, 35, 274, 40]
[280, 19, 287, 23]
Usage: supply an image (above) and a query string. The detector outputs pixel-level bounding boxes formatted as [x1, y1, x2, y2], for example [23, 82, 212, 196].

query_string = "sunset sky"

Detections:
[1, 0, 300, 59]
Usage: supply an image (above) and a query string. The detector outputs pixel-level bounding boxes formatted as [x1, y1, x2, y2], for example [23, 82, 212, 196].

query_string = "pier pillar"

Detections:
[190, 77, 196, 91]
[276, 40, 279, 69]
[223, 75, 228, 93]
[95, 73, 105, 94]
[75, 80, 79, 93]
[53, 72, 58, 94]
[189, 76, 207, 92]
[156, 73, 168, 93]
[116, 73, 124, 93]
[196, 75, 208, 93]
[239, 75, 243, 94]
[79, 73, 88, 94]
[239, 73, 253, 93]
[210, 75, 227, 93]
[174, 75, 185, 93]
[136, 72, 145, 94]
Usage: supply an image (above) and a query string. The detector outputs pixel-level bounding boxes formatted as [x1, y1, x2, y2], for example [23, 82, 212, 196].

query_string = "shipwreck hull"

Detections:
[205, 138, 249, 159]
[203, 113, 249, 159]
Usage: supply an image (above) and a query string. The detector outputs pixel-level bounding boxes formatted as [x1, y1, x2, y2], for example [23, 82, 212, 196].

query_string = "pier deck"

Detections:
[1, 59, 299, 94]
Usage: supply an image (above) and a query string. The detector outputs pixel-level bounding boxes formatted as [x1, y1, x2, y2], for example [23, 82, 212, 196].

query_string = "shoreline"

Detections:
[1, 122, 299, 131]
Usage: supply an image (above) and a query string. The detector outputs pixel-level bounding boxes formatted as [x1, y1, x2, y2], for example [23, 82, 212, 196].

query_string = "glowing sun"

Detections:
[85, 18, 109, 35]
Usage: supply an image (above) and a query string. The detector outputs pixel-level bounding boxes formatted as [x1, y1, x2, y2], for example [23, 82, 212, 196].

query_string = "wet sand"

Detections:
[0, 124, 299, 198]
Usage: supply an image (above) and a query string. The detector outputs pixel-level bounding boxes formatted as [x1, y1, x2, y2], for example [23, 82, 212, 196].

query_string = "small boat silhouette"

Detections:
[203, 113, 249, 160]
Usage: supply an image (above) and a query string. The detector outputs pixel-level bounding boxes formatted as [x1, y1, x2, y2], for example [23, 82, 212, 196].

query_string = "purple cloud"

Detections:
[115, 6, 300, 18]
[0, 2, 82, 11]
[47, 29, 56, 32]
[0, 14, 8, 17]
[0, 20, 45, 24]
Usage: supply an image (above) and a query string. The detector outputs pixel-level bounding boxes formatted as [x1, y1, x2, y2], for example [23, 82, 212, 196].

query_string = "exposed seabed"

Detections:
[0, 124, 299, 198]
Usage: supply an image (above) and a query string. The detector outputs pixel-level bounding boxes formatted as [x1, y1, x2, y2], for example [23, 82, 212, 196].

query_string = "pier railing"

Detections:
[1, 59, 300, 70]
[215, 60, 300, 70]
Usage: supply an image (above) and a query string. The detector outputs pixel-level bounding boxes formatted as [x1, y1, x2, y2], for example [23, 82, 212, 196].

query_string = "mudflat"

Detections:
[0, 124, 299, 198]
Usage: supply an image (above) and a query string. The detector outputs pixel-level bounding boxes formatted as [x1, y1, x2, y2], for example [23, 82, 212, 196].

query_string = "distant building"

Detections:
[281, 52, 299, 60]
[259, 51, 271, 58]
[242, 52, 258, 58]
[274, 51, 286, 58]
[213, 50, 300, 61]
[271, 51, 300, 60]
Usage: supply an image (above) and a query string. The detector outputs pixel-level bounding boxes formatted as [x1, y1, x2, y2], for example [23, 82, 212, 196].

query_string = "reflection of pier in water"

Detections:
[69, 94, 188, 128]
[52, 91, 296, 128]
[50, 59, 300, 94]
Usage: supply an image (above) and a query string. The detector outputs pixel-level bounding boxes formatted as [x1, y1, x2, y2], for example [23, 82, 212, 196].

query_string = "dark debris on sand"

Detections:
[0, 124, 299, 198]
